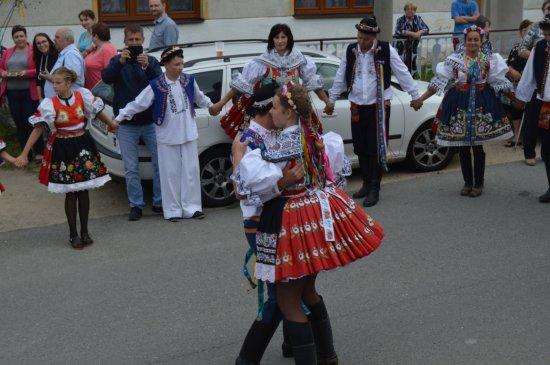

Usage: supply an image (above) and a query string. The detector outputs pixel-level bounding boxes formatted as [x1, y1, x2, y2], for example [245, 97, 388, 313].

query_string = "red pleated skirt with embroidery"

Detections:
[254, 187, 384, 283]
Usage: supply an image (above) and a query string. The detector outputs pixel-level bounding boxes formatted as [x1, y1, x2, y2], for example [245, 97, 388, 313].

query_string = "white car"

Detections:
[90, 42, 451, 207]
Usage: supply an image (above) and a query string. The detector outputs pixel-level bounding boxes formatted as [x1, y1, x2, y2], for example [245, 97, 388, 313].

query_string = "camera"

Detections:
[127, 46, 143, 64]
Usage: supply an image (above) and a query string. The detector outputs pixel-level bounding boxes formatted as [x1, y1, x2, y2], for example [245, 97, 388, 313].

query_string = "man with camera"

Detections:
[101, 24, 163, 221]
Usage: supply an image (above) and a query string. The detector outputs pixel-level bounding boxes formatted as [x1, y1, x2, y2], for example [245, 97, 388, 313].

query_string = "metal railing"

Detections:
[295, 29, 520, 81]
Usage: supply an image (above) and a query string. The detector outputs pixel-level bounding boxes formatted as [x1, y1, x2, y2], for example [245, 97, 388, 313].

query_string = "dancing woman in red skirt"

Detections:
[233, 84, 384, 364]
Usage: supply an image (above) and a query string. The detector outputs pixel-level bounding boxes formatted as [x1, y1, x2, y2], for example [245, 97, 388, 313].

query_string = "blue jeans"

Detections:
[7, 89, 43, 157]
[117, 123, 161, 208]
[244, 219, 280, 324]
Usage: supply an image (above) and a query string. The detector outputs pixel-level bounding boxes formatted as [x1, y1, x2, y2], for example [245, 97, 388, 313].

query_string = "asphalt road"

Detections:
[1, 160, 549, 365]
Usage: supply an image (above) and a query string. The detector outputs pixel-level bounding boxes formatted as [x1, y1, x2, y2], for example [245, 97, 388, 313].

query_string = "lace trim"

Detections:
[491, 79, 513, 92]
[255, 49, 307, 71]
[302, 74, 324, 91]
[229, 75, 254, 95]
[47, 174, 111, 193]
[428, 77, 449, 95]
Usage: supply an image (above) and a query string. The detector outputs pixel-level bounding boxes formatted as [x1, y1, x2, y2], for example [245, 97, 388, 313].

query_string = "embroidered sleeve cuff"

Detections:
[491, 79, 513, 93]
[428, 77, 448, 95]
[302, 74, 325, 91]
[230, 75, 254, 95]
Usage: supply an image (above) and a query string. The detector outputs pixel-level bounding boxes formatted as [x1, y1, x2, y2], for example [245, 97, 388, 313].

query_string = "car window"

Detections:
[315, 62, 347, 99]
[91, 81, 114, 106]
[194, 69, 223, 106]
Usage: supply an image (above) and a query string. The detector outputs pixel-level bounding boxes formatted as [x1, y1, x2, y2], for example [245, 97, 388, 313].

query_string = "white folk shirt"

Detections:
[516, 46, 550, 103]
[239, 120, 277, 219]
[115, 75, 213, 145]
[328, 41, 420, 105]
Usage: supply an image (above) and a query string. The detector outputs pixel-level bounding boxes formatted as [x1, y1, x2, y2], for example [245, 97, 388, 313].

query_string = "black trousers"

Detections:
[351, 104, 390, 157]
[522, 94, 540, 159]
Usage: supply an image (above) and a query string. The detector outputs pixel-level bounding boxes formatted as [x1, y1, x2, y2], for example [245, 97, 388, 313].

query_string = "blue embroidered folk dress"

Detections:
[429, 50, 513, 146]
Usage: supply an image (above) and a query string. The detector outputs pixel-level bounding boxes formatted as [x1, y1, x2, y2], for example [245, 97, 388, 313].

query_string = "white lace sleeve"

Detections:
[428, 61, 453, 95]
[301, 56, 324, 91]
[28, 98, 55, 129]
[322, 132, 351, 188]
[229, 60, 267, 95]
[487, 53, 513, 92]
[79, 88, 105, 121]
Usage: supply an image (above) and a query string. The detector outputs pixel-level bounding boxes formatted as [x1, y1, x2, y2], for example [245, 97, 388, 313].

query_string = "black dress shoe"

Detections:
[81, 232, 94, 246]
[539, 188, 550, 203]
[152, 205, 163, 213]
[363, 190, 379, 207]
[69, 236, 85, 250]
[129, 207, 142, 221]
[352, 184, 369, 199]
[191, 211, 205, 219]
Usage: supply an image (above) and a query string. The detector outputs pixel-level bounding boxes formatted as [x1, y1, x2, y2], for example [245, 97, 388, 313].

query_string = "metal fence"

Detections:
[296, 29, 520, 81]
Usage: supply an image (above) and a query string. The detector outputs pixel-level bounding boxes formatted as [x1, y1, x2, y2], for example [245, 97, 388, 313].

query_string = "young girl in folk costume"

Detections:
[0, 139, 17, 195]
[15, 67, 117, 249]
[416, 25, 513, 197]
[210, 23, 334, 137]
[233, 84, 384, 364]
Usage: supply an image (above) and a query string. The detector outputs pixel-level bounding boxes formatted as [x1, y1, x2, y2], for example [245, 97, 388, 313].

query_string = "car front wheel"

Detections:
[406, 120, 455, 172]
[199, 145, 236, 207]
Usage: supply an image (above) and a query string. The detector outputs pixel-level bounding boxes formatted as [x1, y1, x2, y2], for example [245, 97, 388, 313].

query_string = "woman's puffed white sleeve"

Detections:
[301, 56, 324, 91]
[487, 53, 514, 92]
[428, 60, 454, 95]
[229, 60, 267, 95]
[322, 132, 351, 188]
[79, 87, 105, 121]
[231, 148, 283, 205]
[28, 98, 56, 130]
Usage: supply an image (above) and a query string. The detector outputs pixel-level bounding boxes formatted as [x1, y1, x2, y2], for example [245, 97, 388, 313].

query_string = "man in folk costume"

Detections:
[515, 14, 550, 203]
[329, 16, 422, 207]
[114, 47, 214, 220]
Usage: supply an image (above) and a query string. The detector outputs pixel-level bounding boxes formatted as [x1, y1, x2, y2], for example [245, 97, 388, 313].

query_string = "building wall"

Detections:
[0, 0, 538, 49]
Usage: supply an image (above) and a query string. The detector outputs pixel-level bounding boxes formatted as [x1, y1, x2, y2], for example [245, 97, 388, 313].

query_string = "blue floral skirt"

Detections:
[435, 87, 512, 146]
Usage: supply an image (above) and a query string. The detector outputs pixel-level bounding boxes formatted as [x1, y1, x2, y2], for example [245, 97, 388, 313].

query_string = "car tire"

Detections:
[405, 120, 455, 172]
[199, 144, 236, 207]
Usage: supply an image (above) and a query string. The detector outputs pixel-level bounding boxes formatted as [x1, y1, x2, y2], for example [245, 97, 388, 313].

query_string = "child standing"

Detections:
[114, 47, 214, 221]
[15, 67, 117, 249]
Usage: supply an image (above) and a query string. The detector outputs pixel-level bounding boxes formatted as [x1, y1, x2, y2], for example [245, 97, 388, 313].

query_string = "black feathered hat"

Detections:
[160, 46, 183, 66]
[355, 15, 380, 34]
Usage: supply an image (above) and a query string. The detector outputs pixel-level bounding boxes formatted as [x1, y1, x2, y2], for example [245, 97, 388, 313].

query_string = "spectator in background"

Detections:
[0, 25, 44, 162]
[84, 22, 117, 90]
[149, 0, 179, 50]
[101, 24, 163, 221]
[33, 33, 59, 101]
[502, 19, 533, 147]
[451, 0, 479, 49]
[42, 27, 85, 98]
[517, 1, 550, 166]
[394, 2, 429, 75]
[77, 9, 96, 57]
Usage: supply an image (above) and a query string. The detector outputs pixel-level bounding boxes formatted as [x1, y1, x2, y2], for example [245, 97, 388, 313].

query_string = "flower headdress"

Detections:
[463, 25, 485, 38]
[281, 85, 298, 112]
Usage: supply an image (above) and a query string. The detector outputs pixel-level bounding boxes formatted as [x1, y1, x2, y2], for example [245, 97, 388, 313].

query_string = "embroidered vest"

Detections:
[345, 41, 391, 92]
[261, 65, 301, 88]
[51, 91, 86, 130]
[533, 39, 550, 95]
[241, 127, 266, 151]
[150, 73, 196, 126]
